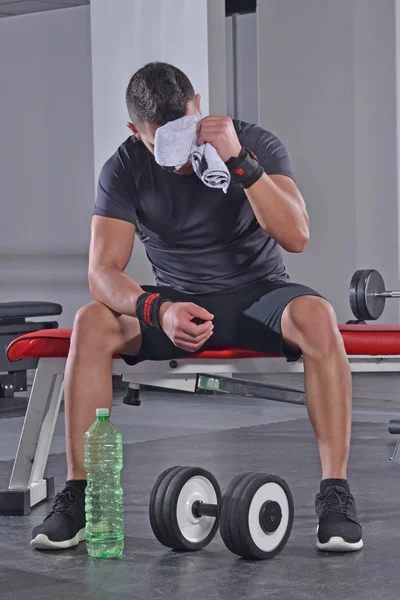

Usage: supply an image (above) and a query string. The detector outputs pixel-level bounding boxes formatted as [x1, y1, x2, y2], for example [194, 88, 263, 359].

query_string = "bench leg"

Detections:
[0, 359, 65, 515]
[390, 439, 400, 465]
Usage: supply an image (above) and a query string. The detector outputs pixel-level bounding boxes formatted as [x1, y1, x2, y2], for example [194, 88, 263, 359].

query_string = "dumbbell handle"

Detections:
[373, 290, 400, 298]
[192, 501, 218, 518]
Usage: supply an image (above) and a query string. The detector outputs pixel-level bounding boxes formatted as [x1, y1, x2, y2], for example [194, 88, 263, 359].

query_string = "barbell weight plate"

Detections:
[350, 269, 386, 321]
[162, 466, 221, 551]
[356, 270, 375, 321]
[364, 269, 386, 320]
[357, 269, 386, 321]
[349, 270, 364, 321]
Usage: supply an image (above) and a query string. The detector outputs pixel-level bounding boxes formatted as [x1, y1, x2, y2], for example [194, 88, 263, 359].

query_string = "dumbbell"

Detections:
[149, 466, 294, 560]
[349, 269, 400, 321]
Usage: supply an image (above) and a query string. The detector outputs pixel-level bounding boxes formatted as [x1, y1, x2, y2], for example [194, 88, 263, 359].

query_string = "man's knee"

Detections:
[72, 301, 118, 350]
[284, 296, 343, 356]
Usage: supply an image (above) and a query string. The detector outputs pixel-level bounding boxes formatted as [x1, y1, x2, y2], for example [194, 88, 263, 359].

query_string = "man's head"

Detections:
[126, 62, 201, 161]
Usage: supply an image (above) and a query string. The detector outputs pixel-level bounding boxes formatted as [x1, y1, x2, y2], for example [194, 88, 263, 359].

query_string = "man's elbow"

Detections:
[283, 228, 310, 253]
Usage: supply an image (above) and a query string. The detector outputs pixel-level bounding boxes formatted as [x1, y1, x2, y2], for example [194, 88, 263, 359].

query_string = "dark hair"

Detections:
[126, 62, 196, 128]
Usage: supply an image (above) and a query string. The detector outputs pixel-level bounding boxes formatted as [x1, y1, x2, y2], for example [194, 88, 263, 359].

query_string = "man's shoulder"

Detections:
[101, 136, 149, 178]
[234, 119, 293, 179]
[118, 135, 147, 157]
[234, 119, 281, 147]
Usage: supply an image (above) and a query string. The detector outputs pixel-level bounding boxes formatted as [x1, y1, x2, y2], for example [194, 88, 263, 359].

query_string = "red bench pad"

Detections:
[7, 325, 400, 362]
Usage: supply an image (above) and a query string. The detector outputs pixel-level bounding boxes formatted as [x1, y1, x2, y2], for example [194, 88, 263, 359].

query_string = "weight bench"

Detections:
[0, 302, 61, 400]
[2, 324, 400, 516]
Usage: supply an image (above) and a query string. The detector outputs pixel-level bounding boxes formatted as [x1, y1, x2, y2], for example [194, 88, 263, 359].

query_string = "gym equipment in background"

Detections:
[0, 302, 61, 400]
[149, 466, 294, 560]
[349, 269, 400, 321]
[389, 420, 400, 464]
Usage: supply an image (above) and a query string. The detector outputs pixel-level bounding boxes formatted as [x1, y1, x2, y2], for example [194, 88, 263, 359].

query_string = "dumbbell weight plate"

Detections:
[149, 466, 184, 549]
[220, 472, 294, 560]
[219, 472, 257, 556]
[349, 269, 386, 321]
[149, 466, 221, 551]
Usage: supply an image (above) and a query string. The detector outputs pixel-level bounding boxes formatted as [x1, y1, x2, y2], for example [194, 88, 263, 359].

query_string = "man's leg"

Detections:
[31, 301, 141, 550]
[65, 301, 142, 481]
[280, 296, 351, 480]
[281, 295, 362, 551]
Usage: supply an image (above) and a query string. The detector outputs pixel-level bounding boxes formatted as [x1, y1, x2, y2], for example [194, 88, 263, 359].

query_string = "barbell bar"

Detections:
[349, 269, 400, 321]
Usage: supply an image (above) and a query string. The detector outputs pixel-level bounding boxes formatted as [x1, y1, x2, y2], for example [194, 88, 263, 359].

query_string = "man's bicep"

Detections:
[269, 174, 304, 203]
[269, 175, 309, 222]
[89, 215, 136, 273]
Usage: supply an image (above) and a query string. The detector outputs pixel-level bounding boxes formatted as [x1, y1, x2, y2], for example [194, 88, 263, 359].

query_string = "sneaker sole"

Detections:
[31, 528, 86, 550]
[316, 528, 363, 552]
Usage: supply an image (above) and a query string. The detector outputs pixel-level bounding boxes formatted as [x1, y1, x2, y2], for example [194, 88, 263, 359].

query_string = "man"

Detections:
[31, 62, 362, 553]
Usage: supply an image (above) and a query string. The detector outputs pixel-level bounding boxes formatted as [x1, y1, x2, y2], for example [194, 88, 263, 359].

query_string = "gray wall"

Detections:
[353, 0, 398, 285]
[226, 16, 234, 118]
[226, 12, 259, 123]
[0, 6, 94, 326]
[257, 0, 399, 323]
[207, 0, 227, 115]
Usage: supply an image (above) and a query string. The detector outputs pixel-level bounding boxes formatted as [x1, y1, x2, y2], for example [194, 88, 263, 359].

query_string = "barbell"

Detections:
[349, 269, 400, 321]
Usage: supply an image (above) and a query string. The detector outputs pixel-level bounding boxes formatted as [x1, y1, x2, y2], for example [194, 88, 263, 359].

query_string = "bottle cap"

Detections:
[96, 408, 109, 418]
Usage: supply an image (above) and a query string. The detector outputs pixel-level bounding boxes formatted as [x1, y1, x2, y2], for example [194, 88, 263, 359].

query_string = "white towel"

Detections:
[154, 115, 231, 193]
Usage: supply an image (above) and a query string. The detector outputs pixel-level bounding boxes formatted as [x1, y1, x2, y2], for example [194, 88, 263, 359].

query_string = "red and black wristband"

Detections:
[225, 146, 264, 189]
[135, 292, 171, 329]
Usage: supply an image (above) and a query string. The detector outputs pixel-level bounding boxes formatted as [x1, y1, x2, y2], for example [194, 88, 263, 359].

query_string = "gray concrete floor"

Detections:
[1, 374, 400, 600]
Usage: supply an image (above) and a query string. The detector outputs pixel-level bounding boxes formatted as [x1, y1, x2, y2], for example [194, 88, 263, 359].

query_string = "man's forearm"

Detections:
[89, 266, 144, 317]
[245, 174, 309, 252]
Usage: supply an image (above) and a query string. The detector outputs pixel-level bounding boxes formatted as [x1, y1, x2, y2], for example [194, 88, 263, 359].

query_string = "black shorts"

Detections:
[121, 280, 321, 365]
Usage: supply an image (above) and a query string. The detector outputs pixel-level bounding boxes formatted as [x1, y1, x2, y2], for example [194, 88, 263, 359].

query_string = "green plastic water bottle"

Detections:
[84, 408, 124, 558]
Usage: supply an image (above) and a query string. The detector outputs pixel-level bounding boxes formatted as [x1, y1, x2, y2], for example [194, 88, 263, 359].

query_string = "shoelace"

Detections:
[45, 490, 77, 520]
[320, 487, 356, 521]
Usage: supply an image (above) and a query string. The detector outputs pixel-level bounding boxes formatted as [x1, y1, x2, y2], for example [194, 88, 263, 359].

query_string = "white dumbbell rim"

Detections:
[247, 481, 290, 552]
[176, 475, 218, 543]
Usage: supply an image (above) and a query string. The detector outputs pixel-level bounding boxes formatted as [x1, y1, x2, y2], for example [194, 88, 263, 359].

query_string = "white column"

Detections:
[90, 0, 211, 284]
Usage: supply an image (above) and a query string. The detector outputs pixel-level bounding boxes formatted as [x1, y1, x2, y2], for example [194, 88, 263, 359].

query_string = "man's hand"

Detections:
[160, 302, 214, 353]
[197, 116, 242, 162]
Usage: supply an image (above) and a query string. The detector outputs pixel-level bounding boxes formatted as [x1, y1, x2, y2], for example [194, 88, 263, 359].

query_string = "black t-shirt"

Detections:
[94, 120, 293, 294]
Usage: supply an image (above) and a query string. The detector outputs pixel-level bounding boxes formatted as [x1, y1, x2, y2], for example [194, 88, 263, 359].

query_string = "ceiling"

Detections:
[0, 0, 89, 19]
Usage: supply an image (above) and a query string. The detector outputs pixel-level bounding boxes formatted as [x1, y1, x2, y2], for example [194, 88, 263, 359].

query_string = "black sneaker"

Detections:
[31, 485, 86, 550]
[315, 482, 363, 552]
